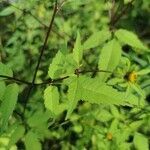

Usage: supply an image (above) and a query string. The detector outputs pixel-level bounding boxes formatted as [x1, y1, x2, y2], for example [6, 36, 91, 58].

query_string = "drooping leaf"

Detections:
[44, 86, 59, 115]
[66, 77, 82, 119]
[73, 31, 83, 66]
[115, 29, 148, 52]
[83, 29, 111, 50]
[24, 131, 41, 150]
[0, 62, 13, 77]
[98, 39, 122, 82]
[133, 132, 149, 150]
[0, 83, 19, 132]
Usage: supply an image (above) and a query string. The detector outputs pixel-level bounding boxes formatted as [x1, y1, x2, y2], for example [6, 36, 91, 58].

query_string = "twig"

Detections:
[8, 2, 71, 39]
[0, 75, 31, 85]
[23, 1, 58, 113]
[109, 0, 134, 27]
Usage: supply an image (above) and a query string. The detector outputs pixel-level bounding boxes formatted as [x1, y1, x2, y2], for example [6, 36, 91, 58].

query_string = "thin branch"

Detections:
[23, 1, 58, 113]
[0, 68, 112, 86]
[9, 2, 71, 39]
[0, 75, 31, 85]
[109, 0, 134, 27]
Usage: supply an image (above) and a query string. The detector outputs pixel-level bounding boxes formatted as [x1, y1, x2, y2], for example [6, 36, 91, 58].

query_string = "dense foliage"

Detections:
[0, 0, 150, 149]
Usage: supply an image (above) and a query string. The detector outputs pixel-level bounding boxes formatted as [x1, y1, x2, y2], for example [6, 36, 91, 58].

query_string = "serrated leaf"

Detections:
[27, 110, 51, 127]
[98, 39, 122, 82]
[8, 125, 25, 148]
[83, 29, 111, 50]
[134, 132, 149, 150]
[115, 29, 148, 52]
[48, 51, 77, 79]
[24, 131, 41, 150]
[0, 83, 19, 132]
[66, 77, 82, 119]
[44, 86, 59, 115]
[48, 51, 65, 79]
[73, 31, 83, 66]
[80, 77, 124, 105]
[0, 62, 13, 77]
[80, 77, 139, 106]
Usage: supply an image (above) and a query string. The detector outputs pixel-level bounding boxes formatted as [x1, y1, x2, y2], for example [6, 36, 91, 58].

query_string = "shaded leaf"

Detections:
[0, 62, 13, 77]
[0, 6, 15, 16]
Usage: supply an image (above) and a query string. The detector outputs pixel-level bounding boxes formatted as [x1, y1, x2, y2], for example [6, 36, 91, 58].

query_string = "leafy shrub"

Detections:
[0, 0, 150, 149]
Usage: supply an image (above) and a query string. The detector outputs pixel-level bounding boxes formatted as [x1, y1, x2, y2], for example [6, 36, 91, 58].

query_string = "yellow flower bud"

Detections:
[128, 71, 137, 83]
[106, 132, 113, 140]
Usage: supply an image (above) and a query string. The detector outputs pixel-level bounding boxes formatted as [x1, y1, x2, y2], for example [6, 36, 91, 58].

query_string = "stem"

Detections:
[109, 0, 134, 27]
[23, 1, 58, 113]
[0, 75, 31, 85]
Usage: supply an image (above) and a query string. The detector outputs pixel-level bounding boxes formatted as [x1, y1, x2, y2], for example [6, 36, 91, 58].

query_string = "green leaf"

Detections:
[80, 77, 125, 105]
[0, 6, 15, 16]
[8, 125, 25, 148]
[0, 83, 19, 132]
[48, 51, 77, 79]
[48, 51, 65, 79]
[137, 68, 150, 75]
[129, 83, 145, 98]
[98, 39, 122, 82]
[66, 77, 82, 119]
[83, 29, 111, 50]
[44, 86, 59, 115]
[134, 132, 149, 150]
[0, 81, 6, 101]
[24, 131, 42, 150]
[73, 31, 83, 66]
[115, 29, 148, 52]
[27, 110, 51, 127]
[0, 62, 13, 77]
